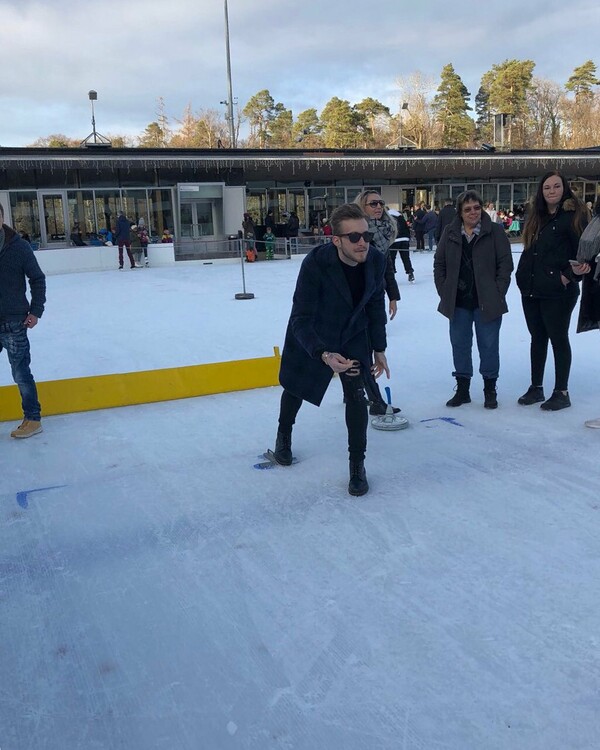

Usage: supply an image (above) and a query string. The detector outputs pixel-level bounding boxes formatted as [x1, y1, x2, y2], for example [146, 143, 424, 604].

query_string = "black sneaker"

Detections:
[369, 402, 401, 415]
[348, 460, 369, 496]
[517, 386, 545, 405]
[540, 390, 571, 411]
[408, 273, 415, 283]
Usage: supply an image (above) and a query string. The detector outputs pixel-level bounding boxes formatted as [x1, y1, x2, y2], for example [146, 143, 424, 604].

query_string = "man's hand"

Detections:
[389, 299, 398, 320]
[24, 314, 38, 329]
[371, 351, 390, 380]
[322, 352, 359, 374]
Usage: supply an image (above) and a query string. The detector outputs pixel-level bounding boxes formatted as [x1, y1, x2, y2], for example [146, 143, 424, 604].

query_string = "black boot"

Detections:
[446, 377, 471, 407]
[369, 402, 401, 415]
[540, 390, 571, 411]
[518, 385, 545, 405]
[273, 430, 293, 465]
[483, 378, 498, 409]
[348, 460, 369, 497]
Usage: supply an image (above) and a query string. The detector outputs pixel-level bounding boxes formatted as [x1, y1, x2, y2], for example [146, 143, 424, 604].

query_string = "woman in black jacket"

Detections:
[515, 171, 589, 410]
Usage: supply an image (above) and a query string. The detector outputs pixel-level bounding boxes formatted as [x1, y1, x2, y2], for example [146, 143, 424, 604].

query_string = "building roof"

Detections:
[1, 146, 600, 182]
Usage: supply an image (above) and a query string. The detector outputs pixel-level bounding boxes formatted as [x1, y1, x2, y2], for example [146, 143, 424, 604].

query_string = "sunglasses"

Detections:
[366, 200, 385, 207]
[337, 231, 374, 243]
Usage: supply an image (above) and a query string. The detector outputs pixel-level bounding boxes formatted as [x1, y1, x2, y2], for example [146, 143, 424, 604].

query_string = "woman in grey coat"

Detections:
[434, 190, 513, 408]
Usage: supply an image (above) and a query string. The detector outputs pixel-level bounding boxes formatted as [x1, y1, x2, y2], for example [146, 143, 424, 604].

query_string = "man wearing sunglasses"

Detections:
[272, 203, 390, 497]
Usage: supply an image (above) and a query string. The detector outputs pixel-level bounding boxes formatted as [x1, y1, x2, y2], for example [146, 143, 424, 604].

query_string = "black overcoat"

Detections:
[279, 242, 387, 406]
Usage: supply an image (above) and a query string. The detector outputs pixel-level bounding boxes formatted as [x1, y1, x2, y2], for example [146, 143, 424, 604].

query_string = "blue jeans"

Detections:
[427, 230, 436, 252]
[0, 321, 41, 420]
[449, 307, 502, 380]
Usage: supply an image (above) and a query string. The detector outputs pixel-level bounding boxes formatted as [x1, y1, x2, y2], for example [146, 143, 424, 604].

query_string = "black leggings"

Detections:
[522, 295, 577, 391]
[278, 371, 368, 461]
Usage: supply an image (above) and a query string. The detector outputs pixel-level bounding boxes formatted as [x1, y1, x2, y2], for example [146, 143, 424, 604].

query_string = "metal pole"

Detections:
[235, 238, 254, 300]
[224, 0, 236, 148]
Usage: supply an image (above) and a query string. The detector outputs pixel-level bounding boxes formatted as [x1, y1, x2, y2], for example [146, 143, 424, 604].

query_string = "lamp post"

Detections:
[81, 90, 111, 147]
[399, 101, 409, 147]
[223, 0, 236, 148]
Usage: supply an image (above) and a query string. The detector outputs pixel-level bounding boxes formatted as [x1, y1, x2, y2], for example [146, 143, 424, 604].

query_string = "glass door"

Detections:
[180, 200, 215, 239]
[40, 192, 68, 246]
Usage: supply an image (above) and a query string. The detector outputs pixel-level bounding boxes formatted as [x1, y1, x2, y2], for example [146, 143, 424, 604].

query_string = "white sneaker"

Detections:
[584, 417, 600, 429]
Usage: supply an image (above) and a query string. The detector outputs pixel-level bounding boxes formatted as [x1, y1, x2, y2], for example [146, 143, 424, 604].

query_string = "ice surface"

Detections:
[2, 251, 600, 749]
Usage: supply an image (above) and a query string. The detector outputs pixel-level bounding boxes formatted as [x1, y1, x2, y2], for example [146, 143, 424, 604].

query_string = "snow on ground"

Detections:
[2, 250, 600, 750]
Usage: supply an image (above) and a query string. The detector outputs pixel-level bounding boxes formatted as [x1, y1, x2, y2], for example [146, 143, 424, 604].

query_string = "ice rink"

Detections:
[2, 250, 600, 749]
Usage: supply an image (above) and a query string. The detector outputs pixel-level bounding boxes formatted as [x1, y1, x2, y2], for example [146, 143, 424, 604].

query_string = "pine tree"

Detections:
[565, 60, 600, 100]
[320, 97, 363, 148]
[353, 98, 391, 145]
[291, 109, 322, 148]
[480, 59, 535, 147]
[242, 90, 276, 148]
[432, 64, 474, 147]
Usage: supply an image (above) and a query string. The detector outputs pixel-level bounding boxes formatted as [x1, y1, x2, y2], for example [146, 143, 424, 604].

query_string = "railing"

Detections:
[174, 236, 319, 261]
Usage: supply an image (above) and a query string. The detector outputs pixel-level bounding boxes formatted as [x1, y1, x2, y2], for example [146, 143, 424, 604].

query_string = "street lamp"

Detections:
[399, 101, 409, 148]
[81, 90, 111, 148]
[223, 0, 236, 148]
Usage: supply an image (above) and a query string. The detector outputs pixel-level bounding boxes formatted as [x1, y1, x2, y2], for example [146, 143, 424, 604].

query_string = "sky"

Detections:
[0, 0, 599, 147]
[3, 253, 600, 747]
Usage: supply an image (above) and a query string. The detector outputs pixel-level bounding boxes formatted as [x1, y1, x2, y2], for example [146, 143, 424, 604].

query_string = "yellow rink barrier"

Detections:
[0, 347, 281, 422]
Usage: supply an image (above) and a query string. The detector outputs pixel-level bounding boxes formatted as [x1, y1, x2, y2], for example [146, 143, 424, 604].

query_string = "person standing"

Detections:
[572, 198, 600, 427]
[388, 208, 414, 282]
[435, 199, 457, 245]
[272, 203, 390, 496]
[137, 218, 150, 267]
[264, 209, 276, 233]
[485, 202, 498, 224]
[419, 205, 439, 252]
[434, 190, 513, 409]
[263, 226, 276, 260]
[114, 211, 136, 270]
[515, 171, 589, 410]
[353, 190, 401, 415]
[0, 202, 46, 438]
[413, 202, 426, 251]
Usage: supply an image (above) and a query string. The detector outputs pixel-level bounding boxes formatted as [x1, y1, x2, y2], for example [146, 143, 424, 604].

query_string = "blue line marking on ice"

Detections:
[16, 485, 67, 509]
[420, 417, 464, 427]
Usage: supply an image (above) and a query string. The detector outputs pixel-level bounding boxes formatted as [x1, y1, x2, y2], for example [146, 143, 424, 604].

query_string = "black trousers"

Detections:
[521, 295, 577, 391]
[389, 248, 413, 274]
[414, 230, 425, 251]
[278, 371, 368, 461]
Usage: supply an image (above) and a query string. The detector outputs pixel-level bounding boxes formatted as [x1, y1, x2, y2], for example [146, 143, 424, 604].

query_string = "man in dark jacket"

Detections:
[114, 211, 136, 270]
[435, 199, 457, 243]
[273, 203, 390, 496]
[0, 203, 47, 438]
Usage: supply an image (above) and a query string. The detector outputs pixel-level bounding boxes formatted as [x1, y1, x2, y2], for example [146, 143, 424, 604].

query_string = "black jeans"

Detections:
[522, 295, 577, 391]
[389, 248, 413, 275]
[278, 371, 368, 461]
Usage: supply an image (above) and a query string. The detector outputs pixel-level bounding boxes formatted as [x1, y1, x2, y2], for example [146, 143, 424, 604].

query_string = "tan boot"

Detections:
[10, 419, 43, 439]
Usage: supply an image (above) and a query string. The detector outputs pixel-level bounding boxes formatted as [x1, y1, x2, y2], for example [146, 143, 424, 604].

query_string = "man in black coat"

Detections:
[0, 202, 46, 438]
[435, 199, 457, 243]
[273, 203, 390, 496]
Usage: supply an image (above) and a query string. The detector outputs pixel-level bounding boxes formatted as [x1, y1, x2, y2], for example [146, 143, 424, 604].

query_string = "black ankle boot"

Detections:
[348, 460, 369, 496]
[483, 378, 498, 409]
[446, 376, 471, 407]
[273, 431, 293, 465]
[517, 386, 545, 405]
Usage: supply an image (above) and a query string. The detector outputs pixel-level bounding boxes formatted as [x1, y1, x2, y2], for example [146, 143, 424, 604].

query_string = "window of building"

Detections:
[10, 192, 40, 243]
